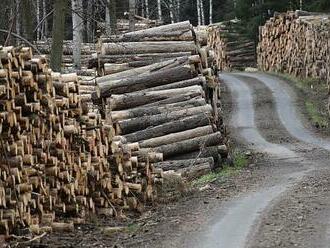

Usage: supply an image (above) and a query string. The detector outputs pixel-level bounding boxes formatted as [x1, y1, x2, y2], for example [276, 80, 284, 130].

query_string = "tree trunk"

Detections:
[50, 0, 67, 72]
[124, 113, 211, 142]
[16, 0, 21, 43]
[42, 0, 47, 39]
[129, 0, 136, 32]
[145, 0, 149, 19]
[22, 0, 34, 41]
[169, 0, 175, 24]
[36, 0, 40, 40]
[200, 0, 205, 25]
[197, 0, 201, 26]
[106, 0, 117, 35]
[209, 0, 213, 24]
[157, 0, 162, 21]
[72, 0, 83, 69]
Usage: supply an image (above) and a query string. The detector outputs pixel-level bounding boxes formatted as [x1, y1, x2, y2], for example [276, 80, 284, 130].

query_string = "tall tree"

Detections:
[106, 0, 117, 35]
[22, 0, 34, 41]
[72, 0, 83, 69]
[157, 0, 162, 21]
[129, 0, 136, 31]
[209, 0, 213, 24]
[50, 0, 67, 72]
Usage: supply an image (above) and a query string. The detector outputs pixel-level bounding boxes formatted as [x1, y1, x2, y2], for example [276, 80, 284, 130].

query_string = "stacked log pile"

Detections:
[0, 46, 161, 235]
[258, 11, 330, 82]
[93, 21, 228, 177]
[207, 20, 256, 71]
[34, 40, 97, 69]
[93, 21, 204, 75]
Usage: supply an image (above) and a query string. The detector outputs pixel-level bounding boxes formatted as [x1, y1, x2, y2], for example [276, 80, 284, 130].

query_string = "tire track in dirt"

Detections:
[191, 74, 315, 248]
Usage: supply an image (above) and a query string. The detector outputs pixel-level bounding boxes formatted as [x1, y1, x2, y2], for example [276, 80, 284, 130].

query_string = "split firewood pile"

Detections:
[0, 46, 162, 236]
[207, 19, 256, 71]
[258, 11, 330, 82]
[34, 40, 97, 69]
[91, 21, 228, 179]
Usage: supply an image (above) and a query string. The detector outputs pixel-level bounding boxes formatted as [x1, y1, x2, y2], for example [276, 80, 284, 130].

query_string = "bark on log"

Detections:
[109, 85, 204, 110]
[98, 65, 195, 97]
[140, 132, 222, 158]
[124, 113, 212, 142]
[154, 157, 214, 170]
[117, 105, 213, 134]
[111, 97, 206, 121]
[104, 21, 193, 42]
[169, 145, 228, 162]
[139, 125, 214, 148]
[96, 55, 195, 84]
[101, 41, 197, 55]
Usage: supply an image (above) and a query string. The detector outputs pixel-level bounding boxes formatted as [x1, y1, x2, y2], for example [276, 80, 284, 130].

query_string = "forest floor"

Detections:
[24, 72, 330, 248]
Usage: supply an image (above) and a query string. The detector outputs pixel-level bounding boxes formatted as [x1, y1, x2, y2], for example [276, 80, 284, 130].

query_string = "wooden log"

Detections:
[97, 65, 195, 97]
[109, 85, 204, 110]
[154, 157, 214, 171]
[140, 132, 222, 158]
[124, 113, 212, 142]
[96, 56, 192, 84]
[179, 162, 213, 180]
[117, 105, 213, 134]
[101, 41, 197, 55]
[111, 97, 206, 121]
[139, 125, 214, 148]
[169, 145, 228, 162]
[106, 21, 193, 42]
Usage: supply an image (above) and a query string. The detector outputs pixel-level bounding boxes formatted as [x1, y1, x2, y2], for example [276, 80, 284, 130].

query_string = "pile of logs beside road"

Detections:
[207, 20, 256, 71]
[258, 11, 330, 82]
[92, 21, 208, 75]
[92, 21, 228, 178]
[0, 46, 162, 235]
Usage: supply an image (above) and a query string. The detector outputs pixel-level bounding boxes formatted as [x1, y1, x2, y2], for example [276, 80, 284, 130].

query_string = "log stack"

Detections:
[92, 21, 228, 178]
[257, 11, 330, 112]
[93, 21, 201, 75]
[207, 19, 256, 71]
[34, 40, 97, 69]
[0, 46, 161, 235]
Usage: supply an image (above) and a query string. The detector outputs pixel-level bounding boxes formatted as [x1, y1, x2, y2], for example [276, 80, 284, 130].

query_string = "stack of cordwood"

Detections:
[207, 19, 256, 71]
[0, 46, 162, 236]
[92, 21, 208, 75]
[93, 21, 228, 179]
[257, 11, 330, 112]
[34, 40, 97, 69]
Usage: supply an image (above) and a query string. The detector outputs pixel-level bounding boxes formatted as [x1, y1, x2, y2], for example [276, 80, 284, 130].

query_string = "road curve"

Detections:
[191, 73, 318, 248]
[235, 72, 330, 150]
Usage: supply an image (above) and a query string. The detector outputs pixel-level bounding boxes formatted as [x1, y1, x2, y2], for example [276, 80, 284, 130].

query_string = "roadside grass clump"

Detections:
[305, 101, 328, 128]
[191, 151, 249, 188]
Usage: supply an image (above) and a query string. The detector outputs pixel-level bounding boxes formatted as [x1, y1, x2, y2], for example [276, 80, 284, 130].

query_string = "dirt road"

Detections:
[190, 73, 330, 248]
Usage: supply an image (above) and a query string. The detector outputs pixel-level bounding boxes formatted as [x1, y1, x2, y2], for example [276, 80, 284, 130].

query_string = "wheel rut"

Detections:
[192, 73, 330, 248]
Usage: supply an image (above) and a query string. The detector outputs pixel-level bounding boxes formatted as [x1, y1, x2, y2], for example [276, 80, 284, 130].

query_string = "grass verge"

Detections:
[268, 72, 329, 131]
[191, 151, 249, 188]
